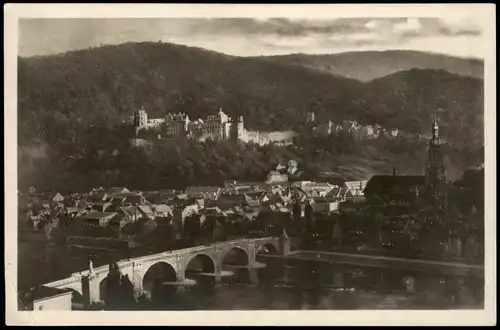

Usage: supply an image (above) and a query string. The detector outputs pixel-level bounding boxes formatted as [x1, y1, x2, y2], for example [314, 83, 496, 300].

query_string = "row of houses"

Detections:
[20, 179, 368, 238]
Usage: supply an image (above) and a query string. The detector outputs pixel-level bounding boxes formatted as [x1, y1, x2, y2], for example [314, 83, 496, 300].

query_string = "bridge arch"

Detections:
[142, 261, 178, 296]
[65, 288, 84, 308]
[222, 246, 250, 266]
[184, 253, 217, 278]
[99, 277, 108, 303]
[256, 242, 279, 255]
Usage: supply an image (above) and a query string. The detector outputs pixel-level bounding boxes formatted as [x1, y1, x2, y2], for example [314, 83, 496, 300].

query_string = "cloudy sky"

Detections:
[19, 17, 485, 59]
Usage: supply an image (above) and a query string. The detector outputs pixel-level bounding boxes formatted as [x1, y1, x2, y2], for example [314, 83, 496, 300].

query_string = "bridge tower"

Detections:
[279, 227, 291, 256]
[81, 273, 100, 307]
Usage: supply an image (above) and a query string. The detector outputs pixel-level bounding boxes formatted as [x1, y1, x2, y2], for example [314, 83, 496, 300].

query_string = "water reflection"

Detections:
[137, 256, 483, 310]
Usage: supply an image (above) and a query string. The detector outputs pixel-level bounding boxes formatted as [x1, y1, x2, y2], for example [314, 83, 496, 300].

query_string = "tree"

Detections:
[104, 263, 122, 310]
[292, 201, 302, 223]
[119, 274, 136, 310]
[304, 202, 314, 224]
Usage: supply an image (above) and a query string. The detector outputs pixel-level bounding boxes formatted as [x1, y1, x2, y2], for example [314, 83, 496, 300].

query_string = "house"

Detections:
[343, 180, 368, 196]
[220, 187, 239, 195]
[245, 191, 265, 202]
[325, 187, 349, 201]
[51, 192, 65, 203]
[153, 204, 174, 218]
[262, 194, 284, 206]
[89, 202, 113, 212]
[65, 207, 85, 218]
[30, 286, 73, 311]
[73, 199, 91, 210]
[181, 204, 200, 220]
[302, 182, 335, 194]
[88, 191, 110, 203]
[74, 212, 118, 228]
[138, 205, 155, 219]
[244, 193, 261, 210]
[119, 206, 143, 223]
[212, 193, 248, 208]
[112, 192, 147, 206]
[195, 199, 206, 209]
[185, 186, 221, 200]
[304, 189, 321, 198]
[312, 197, 340, 214]
[108, 213, 131, 232]
[266, 171, 288, 184]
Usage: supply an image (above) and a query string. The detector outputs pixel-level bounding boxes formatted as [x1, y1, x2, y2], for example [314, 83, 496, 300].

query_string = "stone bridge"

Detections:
[44, 237, 285, 306]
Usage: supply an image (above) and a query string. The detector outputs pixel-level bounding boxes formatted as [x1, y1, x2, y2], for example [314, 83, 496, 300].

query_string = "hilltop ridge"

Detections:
[259, 50, 484, 82]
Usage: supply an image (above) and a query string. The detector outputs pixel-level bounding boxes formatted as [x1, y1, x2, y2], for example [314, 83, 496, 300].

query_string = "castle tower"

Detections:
[425, 115, 447, 205]
[133, 108, 148, 128]
[230, 116, 244, 141]
[236, 116, 244, 140]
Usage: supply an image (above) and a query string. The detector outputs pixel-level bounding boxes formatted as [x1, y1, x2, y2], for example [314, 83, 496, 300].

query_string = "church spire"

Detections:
[430, 114, 440, 147]
[432, 114, 439, 139]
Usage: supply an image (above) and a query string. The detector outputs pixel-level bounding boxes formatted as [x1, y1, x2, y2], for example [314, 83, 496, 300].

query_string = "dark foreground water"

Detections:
[138, 255, 484, 310]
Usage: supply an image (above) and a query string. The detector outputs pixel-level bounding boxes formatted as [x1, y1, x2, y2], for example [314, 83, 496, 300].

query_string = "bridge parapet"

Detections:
[45, 276, 80, 289]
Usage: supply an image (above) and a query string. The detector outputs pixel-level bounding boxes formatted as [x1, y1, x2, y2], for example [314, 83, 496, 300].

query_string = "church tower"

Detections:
[425, 115, 447, 204]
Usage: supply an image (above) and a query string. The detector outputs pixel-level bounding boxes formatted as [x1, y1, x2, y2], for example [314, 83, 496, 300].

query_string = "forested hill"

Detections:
[358, 69, 484, 148]
[18, 42, 362, 147]
[18, 42, 483, 150]
[17, 42, 484, 193]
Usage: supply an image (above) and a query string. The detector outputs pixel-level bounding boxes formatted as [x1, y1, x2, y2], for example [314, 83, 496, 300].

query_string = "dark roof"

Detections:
[106, 187, 129, 195]
[364, 175, 426, 194]
[76, 211, 117, 220]
[245, 192, 265, 200]
[185, 186, 220, 193]
[217, 194, 247, 204]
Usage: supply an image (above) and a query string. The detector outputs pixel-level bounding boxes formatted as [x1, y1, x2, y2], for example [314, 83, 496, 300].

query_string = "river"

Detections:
[136, 254, 484, 310]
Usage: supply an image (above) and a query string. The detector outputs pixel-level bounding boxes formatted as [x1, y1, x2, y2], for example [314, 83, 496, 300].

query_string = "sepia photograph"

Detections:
[4, 3, 496, 326]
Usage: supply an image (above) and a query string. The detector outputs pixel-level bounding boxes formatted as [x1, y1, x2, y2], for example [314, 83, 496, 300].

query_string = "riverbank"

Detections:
[297, 241, 484, 266]
[262, 250, 484, 278]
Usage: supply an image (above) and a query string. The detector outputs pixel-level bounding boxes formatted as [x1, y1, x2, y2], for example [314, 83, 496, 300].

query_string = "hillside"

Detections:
[259, 50, 484, 82]
[18, 43, 483, 147]
[355, 68, 484, 148]
[17, 42, 484, 192]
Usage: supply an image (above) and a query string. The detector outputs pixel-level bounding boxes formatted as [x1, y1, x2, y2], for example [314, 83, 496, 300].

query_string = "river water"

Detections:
[139, 255, 484, 310]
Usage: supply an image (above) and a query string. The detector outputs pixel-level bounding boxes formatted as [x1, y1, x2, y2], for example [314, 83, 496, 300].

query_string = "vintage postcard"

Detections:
[4, 3, 496, 326]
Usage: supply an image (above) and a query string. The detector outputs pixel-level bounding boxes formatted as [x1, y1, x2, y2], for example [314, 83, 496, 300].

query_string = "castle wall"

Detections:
[240, 130, 298, 146]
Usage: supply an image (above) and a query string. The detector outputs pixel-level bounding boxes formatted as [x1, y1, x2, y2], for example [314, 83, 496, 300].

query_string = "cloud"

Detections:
[18, 17, 485, 59]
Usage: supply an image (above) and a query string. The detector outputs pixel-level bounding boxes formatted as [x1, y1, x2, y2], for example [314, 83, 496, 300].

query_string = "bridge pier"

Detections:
[176, 272, 186, 283]
[132, 264, 143, 298]
[248, 245, 257, 266]
[249, 267, 259, 285]
[214, 261, 223, 284]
